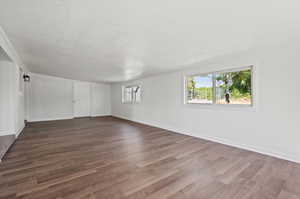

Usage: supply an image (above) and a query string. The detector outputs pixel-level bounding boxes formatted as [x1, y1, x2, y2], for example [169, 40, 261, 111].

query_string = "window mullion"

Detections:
[131, 87, 134, 103]
[212, 73, 216, 104]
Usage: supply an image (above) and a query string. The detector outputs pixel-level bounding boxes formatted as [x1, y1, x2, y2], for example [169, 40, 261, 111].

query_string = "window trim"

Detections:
[122, 85, 141, 104]
[185, 73, 214, 105]
[184, 66, 254, 107]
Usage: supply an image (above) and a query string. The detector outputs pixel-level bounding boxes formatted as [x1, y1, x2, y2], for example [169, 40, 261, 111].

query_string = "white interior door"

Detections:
[73, 81, 90, 118]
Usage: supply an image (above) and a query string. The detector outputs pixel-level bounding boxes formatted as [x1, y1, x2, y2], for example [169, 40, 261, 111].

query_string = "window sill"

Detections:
[122, 102, 141, 105]
[184, 102, 256, 111]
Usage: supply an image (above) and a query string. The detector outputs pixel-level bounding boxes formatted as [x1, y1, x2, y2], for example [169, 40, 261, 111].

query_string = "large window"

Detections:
[122, 85, 141, 103]
[186, 66, 253, 106]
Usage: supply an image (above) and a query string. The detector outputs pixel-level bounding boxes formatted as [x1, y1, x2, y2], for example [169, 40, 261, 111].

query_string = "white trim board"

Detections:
[28, 115, 111, 123]
[112, 114, 300, 164]
[28, 117, 75, 123]
[90, 114, 111, 117]
[0, 130, 15, 136]
[15, 123, 25, 138]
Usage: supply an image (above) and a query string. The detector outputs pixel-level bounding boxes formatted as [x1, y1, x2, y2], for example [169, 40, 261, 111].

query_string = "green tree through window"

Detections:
[186, 67, 252, 105]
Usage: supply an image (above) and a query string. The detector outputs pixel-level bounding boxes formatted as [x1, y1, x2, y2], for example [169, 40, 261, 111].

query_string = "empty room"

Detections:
[0, 0, 300, 198]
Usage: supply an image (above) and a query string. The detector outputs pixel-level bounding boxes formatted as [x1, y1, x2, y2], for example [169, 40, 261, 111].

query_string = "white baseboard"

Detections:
[112, 114, 300, 164]
[0, 123, 25, 137]
[0, 124, 25, 163]
[91, 114, 111, 117]
[28, 115, 112, 122]
[0, 130, 15, 136]
[15, 123, 25, 138]
[28, 116, 75, 122]
[28, 114, 112, 122]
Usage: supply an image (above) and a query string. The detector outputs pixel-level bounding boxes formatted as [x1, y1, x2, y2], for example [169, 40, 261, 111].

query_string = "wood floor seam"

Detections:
[0, 117, 299, 199]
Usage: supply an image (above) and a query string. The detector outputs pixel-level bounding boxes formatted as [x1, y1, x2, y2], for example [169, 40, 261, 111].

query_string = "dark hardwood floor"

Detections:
[0, 117, 299, 199]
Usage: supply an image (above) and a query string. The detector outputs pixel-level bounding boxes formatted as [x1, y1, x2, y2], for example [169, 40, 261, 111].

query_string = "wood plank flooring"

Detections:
[0, 116, 299, 199]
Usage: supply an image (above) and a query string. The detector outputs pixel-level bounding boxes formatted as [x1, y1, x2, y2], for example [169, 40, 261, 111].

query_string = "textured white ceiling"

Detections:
[0, 0, 300, 82]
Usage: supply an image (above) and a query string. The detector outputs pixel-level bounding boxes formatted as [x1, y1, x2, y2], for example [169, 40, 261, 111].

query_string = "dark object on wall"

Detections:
[23, 74, 30, 82]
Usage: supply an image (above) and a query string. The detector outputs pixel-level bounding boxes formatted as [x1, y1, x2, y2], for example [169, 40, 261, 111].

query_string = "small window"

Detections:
[186, 66, 253, 106]
[122, 85, 141, 103]
[123, 87, 132, 103]
[187, 74, 213, 104]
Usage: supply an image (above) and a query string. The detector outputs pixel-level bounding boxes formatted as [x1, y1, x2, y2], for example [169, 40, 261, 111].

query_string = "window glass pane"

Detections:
[187, 74, 213, 104]
[215, 69, 252, 105]
[124, 87, 132, 102]
[132, 86, 141, 103]
[122, 85, 141, 103]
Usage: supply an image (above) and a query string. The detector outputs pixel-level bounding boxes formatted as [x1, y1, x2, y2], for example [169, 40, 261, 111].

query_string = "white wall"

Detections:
[0, 59, 15, 136]
[28, 73, 74, 122]
[0, 27, 24, 69]
[15, 64, 26, 137]
[73, 81, 91, 118]
[27, 73, 111, 122]
[0, 60, 25, 137]
[0, 28, 27, 138]
[111, 41, 300, 163]
[90, 83, 111, 117]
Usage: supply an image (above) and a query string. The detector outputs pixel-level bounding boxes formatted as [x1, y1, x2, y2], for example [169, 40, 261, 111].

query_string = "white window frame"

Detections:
[184, 66, 254, 107]
[122, 85, 141, 104]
